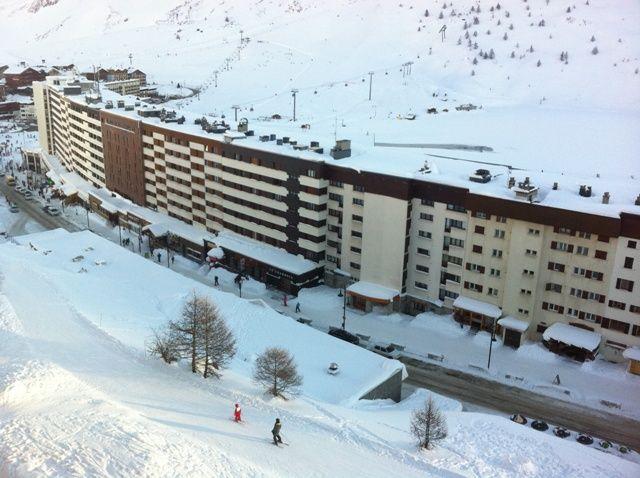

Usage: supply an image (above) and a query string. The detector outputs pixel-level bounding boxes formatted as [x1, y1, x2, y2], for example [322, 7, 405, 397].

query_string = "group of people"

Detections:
[233, 403, 284, 446]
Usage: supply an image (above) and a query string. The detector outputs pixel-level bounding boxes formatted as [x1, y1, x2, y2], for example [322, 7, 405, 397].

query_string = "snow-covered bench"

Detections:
[427, 353, 444, 362]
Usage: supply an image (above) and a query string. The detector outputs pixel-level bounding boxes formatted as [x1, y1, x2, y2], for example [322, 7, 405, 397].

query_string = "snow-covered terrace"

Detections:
[543, 323, 602, 352]
[453, 295, 502, 319]
[56, 82, 640, 219]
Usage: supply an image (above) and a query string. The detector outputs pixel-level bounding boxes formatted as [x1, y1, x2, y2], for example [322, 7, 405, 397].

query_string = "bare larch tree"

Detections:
[410, 395, 448, 450]
[253, 347, 303, 398]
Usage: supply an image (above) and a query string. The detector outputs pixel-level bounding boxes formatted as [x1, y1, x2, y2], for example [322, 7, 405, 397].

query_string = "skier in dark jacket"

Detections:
[272, 418, 283, 445]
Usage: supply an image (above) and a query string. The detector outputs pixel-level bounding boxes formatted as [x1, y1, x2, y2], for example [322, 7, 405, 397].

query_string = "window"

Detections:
[487, 287, 498, 296]
[352, 198, 364, 206]
[472, 245, 483, 254]
[601, 318, 630, 334]
[577, 231, 591, 239]
[523, 269, 535, 276]
[446, 203, 466, 213]
[545, 283, 562, 293]
[474, 225, 485, 234]
[594, 250, 607, 260]
[528, 228, 540, 236]
[443, 290, 459, 299]
[548, 262, 565, 273]
[351, 230, 362, 238]
[445, 218, 465, 230]
[420, 212, 434, 221]
[551, 241, 573, 252]
[417, 247, 430, 256]
[350, 262, 361, 270]
[353, 185, 365, 192]
[466, 263, 485, 273]
[616, 278, 634, 292]
[352, 214, 363, 222]
[329, 180, 343, 188]
[415, 281, 429, 290]
[624, 257, 634, 269]
[489, 268, 501, 277]
[474, 211, 488, 219]
[416, 264, 430, 274]
[576, 246, 589, 256]
[566, 308, 579, 318]
[447, 237, 464, 248]
[463, 281, 483, 293]
[494, 229, 505, 239]
[418, 230, 432, 239]
[608, 300, 626, 310]
[628, 240, 637, 249]
[421, 199, 434, 206]
[525, 249, 537, 256]
[326, 254, 338, 264]
[630, 305, 640, 315]
[350, 246, 361, 254]
[542, 302, 564, 314]
[558, 227, 573, 235]
[496, 216, 507, 223]
[634, 325, 640, 336]
[491, 249, 503, 258]
[518, 308, 530, 315]
[329, 193, 343, 202]
[307, 169, 316, 178]
[520, 289, 532, 295]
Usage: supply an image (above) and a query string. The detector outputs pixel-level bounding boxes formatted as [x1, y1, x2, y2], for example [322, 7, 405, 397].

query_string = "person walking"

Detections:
[214, 275, 219, 287]
[295, 302, 301, 313]
[234, 403, 242, 422]
[272, 418, 283, 445]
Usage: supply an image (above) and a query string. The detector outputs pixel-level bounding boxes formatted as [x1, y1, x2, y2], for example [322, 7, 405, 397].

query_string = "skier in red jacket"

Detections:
[234, 403, 242, 422]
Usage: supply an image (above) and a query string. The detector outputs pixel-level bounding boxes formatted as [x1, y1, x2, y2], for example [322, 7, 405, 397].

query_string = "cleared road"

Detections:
[0, 181, 82, 233]
[402, 357, 640, 449]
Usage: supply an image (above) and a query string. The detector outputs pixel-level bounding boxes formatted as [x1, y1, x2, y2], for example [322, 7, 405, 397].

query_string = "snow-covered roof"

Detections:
[213, 230, 319, 275]
[452, 295, 501, 319]
[542, 323, 602, 351]
[497, 316, 530, 333]
[623, 347, 640, 362]
[347, 281, 399, 302]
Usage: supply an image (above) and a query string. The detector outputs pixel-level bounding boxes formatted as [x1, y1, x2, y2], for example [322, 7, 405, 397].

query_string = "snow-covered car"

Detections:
[45, 206, 61, 216]
[370, 343, 401, 359]
[15, 185, 25, 193]
[328, 327, 359, 345]
[24, 191, 34, 200]
[10, 205, 19, 213]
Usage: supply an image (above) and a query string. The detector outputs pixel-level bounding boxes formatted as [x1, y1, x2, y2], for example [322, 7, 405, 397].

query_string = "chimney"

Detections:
[330, 139, 351, 159]
[508, 177, 516, 188]
[635, 194, 640, 206]
[602, 192, 610, 204]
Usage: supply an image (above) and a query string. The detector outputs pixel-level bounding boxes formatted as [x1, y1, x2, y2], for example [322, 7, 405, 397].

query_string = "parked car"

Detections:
[46, 207, 61, 216]
[370, 343, 401, 359]
[15, 185, 25, 193]
[10, 205, 19, 213]
[24, 191, 34, 200]
[328, 326, 359, 345]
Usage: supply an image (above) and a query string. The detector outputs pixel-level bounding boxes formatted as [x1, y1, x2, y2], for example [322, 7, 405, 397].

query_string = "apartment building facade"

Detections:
[33, 81, 640, 360]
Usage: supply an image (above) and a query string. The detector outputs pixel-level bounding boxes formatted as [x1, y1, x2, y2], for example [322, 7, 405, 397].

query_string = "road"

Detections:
[401, 357, 640, 449]
[0, 180, 82, 233]
[4, 177, 639, 450]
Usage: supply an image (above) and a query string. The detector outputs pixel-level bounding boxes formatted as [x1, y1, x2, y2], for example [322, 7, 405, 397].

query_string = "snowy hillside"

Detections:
[1, 229, 639, 477]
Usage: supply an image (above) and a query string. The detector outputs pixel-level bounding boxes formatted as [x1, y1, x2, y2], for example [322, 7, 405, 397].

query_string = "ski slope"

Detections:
[0, 229, 638, 477]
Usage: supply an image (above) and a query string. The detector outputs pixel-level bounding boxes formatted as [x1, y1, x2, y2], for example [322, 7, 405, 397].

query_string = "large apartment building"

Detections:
[33, 78, 640, 361]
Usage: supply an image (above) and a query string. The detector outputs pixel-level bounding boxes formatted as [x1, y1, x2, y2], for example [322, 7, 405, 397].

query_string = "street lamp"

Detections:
[487, 317, 497, 369]
[338, 287, 347, 330]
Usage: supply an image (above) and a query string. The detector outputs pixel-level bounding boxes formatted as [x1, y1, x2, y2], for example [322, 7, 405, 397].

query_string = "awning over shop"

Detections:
[497, 316, 530, 332]
[543, 323, 601, 352]
[453, 295, 501, 319]
[346, 281, 400, 304]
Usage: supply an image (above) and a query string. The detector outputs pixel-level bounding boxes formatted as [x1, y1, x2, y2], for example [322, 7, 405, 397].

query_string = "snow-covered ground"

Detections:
[1, 228, 638, 477]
